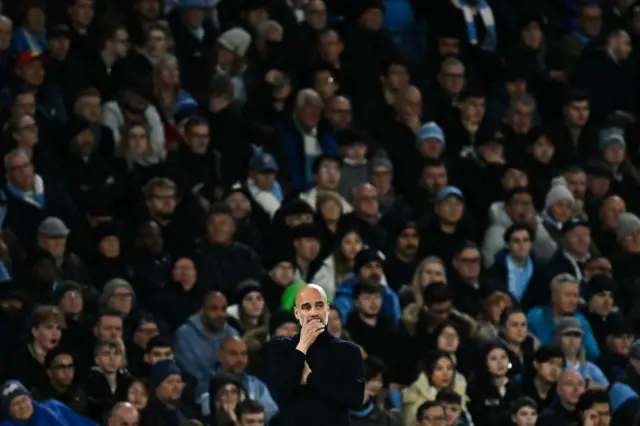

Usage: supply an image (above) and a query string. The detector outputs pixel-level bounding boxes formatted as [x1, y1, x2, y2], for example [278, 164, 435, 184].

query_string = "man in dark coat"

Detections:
[267, 284, 365, 426]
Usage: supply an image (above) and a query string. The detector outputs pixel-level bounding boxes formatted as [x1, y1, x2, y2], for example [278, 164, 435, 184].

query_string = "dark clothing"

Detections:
[85, 367, 134, 421]
[2, 344, 48, 390]
[267, 331, 365, 426]
[31, 383, 89, 415]
[345, 312, 397, 368]
[467, 378, 522, 426]
[537, 400, 580, 426]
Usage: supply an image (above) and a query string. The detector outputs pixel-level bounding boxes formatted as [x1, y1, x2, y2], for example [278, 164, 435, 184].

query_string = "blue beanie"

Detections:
[417, 122, 445, 148]
[150, 360, 182, 388]
[1, 381, 30, 416]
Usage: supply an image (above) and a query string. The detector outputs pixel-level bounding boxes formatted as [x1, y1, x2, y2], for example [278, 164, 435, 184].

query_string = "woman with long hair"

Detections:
[226, 280, 270, 336]
[476, 290, 514, 344]
[312, 228, 363, 299]
[152, 55, 197, 124]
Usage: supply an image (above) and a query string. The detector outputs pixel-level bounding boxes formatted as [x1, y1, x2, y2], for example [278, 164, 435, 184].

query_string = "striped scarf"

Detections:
[451, 0, 497, 52]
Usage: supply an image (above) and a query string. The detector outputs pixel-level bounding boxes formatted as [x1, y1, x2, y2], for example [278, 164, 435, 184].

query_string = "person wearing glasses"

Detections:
[31, 346, 88, 415]
[416, 401, 448, 426]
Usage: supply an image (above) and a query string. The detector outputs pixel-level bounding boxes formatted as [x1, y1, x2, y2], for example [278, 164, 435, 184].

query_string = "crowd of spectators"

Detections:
[4, 0, 640, 425]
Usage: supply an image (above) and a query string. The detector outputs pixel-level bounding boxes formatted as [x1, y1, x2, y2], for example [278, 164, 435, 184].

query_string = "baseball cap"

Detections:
[436, 186, 464, 203]
[249, 152, 278, 173]
[555, 316, 583, 336]
[38, 217, 70, 238]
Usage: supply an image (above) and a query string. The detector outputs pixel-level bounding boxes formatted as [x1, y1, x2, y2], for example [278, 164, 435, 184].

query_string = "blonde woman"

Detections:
[400, 257, 447, 334]
[152, 54, 198, 122]
[117, 123, 160, 168]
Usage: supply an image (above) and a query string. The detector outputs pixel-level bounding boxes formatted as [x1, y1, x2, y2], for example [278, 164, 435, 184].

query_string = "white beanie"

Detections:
[545, 182, 575, 209]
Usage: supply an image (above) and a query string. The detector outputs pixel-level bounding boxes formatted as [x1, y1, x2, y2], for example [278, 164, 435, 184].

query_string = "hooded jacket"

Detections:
[0, 399, 97, 426]
[482, 201, 557, 267]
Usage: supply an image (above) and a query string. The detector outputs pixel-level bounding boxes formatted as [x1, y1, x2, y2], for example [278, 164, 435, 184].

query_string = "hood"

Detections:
[488, 202, 511, 227]
[185, 312, 234, 341]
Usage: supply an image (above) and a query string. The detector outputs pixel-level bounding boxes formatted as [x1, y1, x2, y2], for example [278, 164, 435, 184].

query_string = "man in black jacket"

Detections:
[267, 284, 365, 426]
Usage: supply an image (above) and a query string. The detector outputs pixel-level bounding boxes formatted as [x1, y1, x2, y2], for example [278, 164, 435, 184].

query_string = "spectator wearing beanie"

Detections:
[337, 128, 371, 200]
[580, 274, 621, 349]
[333, 248, 400, 324]
[260, 254, 295, 313]
[597, 315, 634, 382]
[541, 181, 576, 246]
[369, 153, 397, 215]
[521, 346, 563, 411]
[88, 222, 133, 291]
[99, 278, 138, 326]
[290, 223, 325, 284]
[149, 360, 196, 424]
[0, 380, 96, 426]
[226, 279, 269, 336]
[54, 280, 88, 344]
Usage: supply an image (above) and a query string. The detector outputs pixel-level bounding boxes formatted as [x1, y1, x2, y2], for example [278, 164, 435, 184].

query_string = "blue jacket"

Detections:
[527, 305, 599, 361]
[175, 313, 239, 390]
[278, 119, 338, 193]
[0, 400, 97, 426]
[334, 275, 400, 324]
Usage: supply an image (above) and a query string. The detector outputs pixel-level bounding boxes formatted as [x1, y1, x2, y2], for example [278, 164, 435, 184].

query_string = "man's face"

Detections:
[557, 372, 585, 405]
[75, 95, 101, 122]
[47, 354, 75, 387]
[453, 248, 481, 280]
[240, 412, 265, 426]
[442, 403, 462, 426]
[420, 406, 447, 426]
[202, 294, 228, 330]
[186, 124, 210, 154]
[564, 226, 590, 257]
[384, 64, 410, 92]
[69, 0, 94, 28]
[145, 346, 174, 365]
[507, 229, 532, 259]
[305, 0, 327, 30]
[600, 197, 625, 229]
[397, 227, 419, 258]
[270, 262, 294, 286]
[318, 31, 342, 62]
[108, 287, 134, 316]
[536, 358, 563, 383]
[296, 99, 323, 129]
[436, 197, 464, 224]
[48, 36, 70, 60]
[156, 374, 184, 403]
[148, 187, 177, 219]
[315, 159, 341, 190]
[549, 200, 573, 224]
[0, 19, 12, 51]
[423, 166, 447, 194]
[6, 155, 34, 191]
[565, 171, 587, 199]
[439, 64, 465, 96]
[531, 136, 555, 165]
[58, 290, 83, 316]
[359, 262, 383, 283]
[326, 98, 352, 130]
[354, 186, 379, 217]
[17, 60, 45, 86]
[437, 37, 460, 57]
[40, 236, 67, 258]
[553, 283, 580, 314]
[96, 347, 122, 374]
[294, 237, 321, 262]
[33, 321, 62, 351]
[95, 316, 123, 341]
[580, 5, 602, 37]
[9, 395, 33, 421]
[589, 291, 614, 316]
[427, 301, 452, 322]
[565, 100, 590, 126]
[370, 166, 392, 191]
[226, 192, 250, 219]
[294, 287, 329, 326]
[459, 97, 485, 123]
[582, 402, 611, 426]
[12, 93, 36, 118]
[133, 321, 159, 349]
[509, 103, 534, 133]
[506, 193, 533, 222]
[220, 339, 248, 374]
[356, 292, 382, 317]
[614, 31, 632, 60]
[207, 214, 236, 244]
[559, 332, 583, 358]
[359, 8, 383, 31]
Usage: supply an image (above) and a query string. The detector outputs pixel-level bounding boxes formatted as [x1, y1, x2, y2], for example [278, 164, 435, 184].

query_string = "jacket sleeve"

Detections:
[266, 338, 307, 402]
[579, 316, 600, 361]
[306, 342, 365, 409]
[481, 225, 503, 268]
[175, 326, 212, 384]
[253, 378, 279, 421]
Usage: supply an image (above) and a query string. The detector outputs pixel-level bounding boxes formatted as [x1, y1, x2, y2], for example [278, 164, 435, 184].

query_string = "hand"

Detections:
[300, 362, 312, 385]
[582, 409, 599, 426]
[406, 115, 421, 134]
[484, 150, 505, 164]
[222, 403, 238, 421]
[296, 318, 324, 354]
[463, 121, 479, 134]
[210, 95, 230, 113]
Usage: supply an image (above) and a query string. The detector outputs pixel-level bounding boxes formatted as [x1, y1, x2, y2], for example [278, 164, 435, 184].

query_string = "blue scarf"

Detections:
[6, 178, 45, 209]
[350, 402, 375, 417]
[454, 0, 497, 52]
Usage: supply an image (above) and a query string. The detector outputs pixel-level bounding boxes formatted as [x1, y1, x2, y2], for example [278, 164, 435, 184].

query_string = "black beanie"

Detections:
[269, 310, 297, 335]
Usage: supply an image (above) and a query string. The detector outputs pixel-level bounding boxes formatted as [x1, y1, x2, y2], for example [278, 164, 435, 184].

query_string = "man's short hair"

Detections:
[550, 273, 579, 291]
[236, 399, 264, 419]
[576, 390, 609, 414]
[75, 87, 101, 101]
[29, 306, 66, 329]
[565, 89, 589, 106]
[143, 177, 177, 199]
[44, 346, 74, 369]
[352, 279, 383, 300]
[455, 241, 478, 256]
[184, 116, 209, 134]
[94, 340, 123, 357]
[100, 22, 125, 48]
[422, 282, 453, 305]
[504, 187, 531, 204]
[11, 87, 36, 105]
[146, 336, 173, 354]
[504, 223, 533, 243]
[94, 309, 123, 327]
[416, 400, 445, 421]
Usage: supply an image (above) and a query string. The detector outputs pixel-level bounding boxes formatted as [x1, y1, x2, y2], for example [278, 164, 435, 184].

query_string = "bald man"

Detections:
[267, 284, 365, 426]
[108, 402, 139, 426]
[538, 370, 584, 426]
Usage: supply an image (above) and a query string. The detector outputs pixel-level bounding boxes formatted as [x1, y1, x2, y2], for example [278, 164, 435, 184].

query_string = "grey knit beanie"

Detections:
[99, 278, 136, 307]
[616, 213, 640, 243]
[545, 182, 575, 209]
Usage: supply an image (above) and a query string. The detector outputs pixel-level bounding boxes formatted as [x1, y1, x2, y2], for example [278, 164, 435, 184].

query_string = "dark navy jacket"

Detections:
[267, 331, 365, 426]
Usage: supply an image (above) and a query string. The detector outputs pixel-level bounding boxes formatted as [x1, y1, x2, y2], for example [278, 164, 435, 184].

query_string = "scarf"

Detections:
[506, 255, 533, 302]
[6, 174, 45, 209]
[451, 0, 497, 52]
